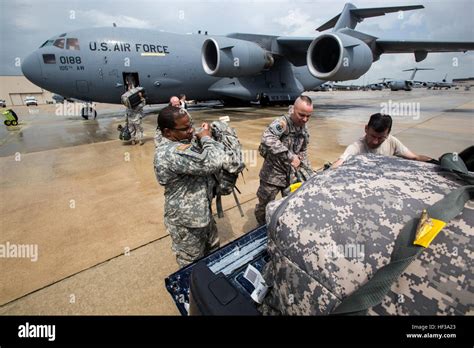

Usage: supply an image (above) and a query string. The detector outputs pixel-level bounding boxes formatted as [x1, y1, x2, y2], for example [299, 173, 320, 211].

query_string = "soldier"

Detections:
[154, 104, 192, 148]
[126, 91, 146, 145]
[331, 113, 432, 168]
[154, 106, 226, 267]
[255, 95, 313, 226]
[169, 95, 180, 107]
[178, 94, 188, 110]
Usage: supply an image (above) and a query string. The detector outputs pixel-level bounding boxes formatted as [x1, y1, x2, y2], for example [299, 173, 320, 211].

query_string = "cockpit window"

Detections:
[40, 40, 54, 48]
[43, 54, 56, 64]
[66, 38, 80, 50]
[53, 38, 65, 49]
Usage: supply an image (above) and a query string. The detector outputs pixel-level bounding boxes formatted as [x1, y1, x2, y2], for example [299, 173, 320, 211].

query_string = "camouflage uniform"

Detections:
[260, 154, 473, 315]
[255, 114, 311, 225]
[154, 134, 226, 268]
[126, 99, 146, 143]
[154, 127, 162, 148]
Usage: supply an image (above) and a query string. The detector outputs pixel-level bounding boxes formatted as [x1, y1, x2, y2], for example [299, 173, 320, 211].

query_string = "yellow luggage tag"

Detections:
[289, 182, 302, 193]
[413, 209, 446, 248]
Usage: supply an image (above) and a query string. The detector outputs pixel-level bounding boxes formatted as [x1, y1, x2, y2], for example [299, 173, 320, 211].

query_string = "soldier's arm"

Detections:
[172, 136, 226, 176]
[298, 132, 311, 168]
[261, 119, 294, 161]
[331, 143, 359, 169]
[393, 137, 432, 162]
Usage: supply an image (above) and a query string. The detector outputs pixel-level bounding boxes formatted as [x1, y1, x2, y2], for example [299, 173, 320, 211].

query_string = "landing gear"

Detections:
[257, 93, 294, 107]
[259, 94, 270, 107]
[81, 103, 97, 120]
[221, 97, 252, 107]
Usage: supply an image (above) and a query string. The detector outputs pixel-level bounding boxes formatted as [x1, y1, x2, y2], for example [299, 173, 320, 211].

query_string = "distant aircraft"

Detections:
[429, 74, 455, 89]
[387, 67, 434, 91]
[21, 2, 474, 117]
[366, 77, 392, 90]
[313, 82, 334, 91]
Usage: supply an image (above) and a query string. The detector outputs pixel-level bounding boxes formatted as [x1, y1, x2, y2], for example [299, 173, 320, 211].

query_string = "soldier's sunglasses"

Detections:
[173, 121, 194, 132]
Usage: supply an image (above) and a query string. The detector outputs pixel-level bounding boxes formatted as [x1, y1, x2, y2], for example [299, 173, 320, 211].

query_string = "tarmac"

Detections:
[0, 89, 472, 315]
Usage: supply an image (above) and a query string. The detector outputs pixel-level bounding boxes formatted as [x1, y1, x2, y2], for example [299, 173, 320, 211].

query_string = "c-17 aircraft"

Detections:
[387, 67, 434, 91]
[427, 74, 455, 89]
[21, 2, 474, 117]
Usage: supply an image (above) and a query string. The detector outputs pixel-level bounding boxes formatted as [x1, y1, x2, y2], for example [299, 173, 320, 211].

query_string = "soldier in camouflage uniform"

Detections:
[254, 95, 313, 225]
[154, 108, 192, 148]
[126, 91, 146, 145]
[154, 106, 226, 267]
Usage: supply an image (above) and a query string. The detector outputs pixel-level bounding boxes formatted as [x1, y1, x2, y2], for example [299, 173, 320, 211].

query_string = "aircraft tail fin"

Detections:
[443, 73, 448, 82]
[403, 67, 434, 80]
[317, 3, 424, 32]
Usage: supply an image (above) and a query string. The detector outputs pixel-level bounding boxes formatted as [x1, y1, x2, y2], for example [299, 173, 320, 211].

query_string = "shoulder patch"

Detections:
[270, 118, 287, 136]
[176, 144, 191, 151]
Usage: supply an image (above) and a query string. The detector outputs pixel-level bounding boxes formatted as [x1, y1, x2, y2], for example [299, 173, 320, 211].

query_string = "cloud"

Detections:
[13, 14, 41, 30]
[77, 9, 156, 29]
[1, 0, 473, 79]
[401, 12, 425, 29]
[272, 8, 317, 36]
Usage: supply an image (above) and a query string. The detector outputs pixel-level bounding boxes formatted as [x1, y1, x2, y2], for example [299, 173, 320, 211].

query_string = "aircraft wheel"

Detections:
[259, 95, 270, 107]
[81, 107, 89, 120]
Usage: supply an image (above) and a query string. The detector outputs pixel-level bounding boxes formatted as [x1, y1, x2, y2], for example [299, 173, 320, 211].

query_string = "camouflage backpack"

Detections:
[210, 120, 246, 217]
[260, 154, 473, 315]
[117, 124, 131, 141]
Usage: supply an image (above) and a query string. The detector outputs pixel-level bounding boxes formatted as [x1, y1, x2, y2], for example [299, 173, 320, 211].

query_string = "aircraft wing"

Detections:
[276, 37, 474, 65]
[375, 40, 474, 62]
[275, 37, 315, 66]
[376, 40, 474, 53]
[276, 37, 313, 53]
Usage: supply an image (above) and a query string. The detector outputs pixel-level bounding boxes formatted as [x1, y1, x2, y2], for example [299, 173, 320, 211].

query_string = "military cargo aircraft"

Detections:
[387, 67, 434, 91]
[21, 2, 474, 115]
[428, 74, 455, 89]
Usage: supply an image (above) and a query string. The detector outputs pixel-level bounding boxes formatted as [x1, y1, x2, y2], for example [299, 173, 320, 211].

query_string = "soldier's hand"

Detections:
[291, 156, 301, 169]
[196, 122, 211, 139]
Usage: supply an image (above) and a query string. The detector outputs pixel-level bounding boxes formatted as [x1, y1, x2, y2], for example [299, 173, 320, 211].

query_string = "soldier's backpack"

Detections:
[117, 124, 131, 141]
[260, 154, 473, 315]
[121, 87, 146, 109]
[210, 120, 246, 218]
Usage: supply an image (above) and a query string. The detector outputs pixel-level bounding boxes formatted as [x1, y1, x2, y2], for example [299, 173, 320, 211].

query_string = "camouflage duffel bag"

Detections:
[260, 154, 473, 315]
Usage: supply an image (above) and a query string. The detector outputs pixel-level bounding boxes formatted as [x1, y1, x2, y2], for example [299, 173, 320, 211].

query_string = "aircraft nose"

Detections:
[22, 52, 42, 84]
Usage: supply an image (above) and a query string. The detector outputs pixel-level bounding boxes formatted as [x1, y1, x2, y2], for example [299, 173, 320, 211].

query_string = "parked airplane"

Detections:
[21, 2, 474, 117]
[428, 74, 455, 89]
[387, 67, 434, 91]
[366, 78, 392, 90]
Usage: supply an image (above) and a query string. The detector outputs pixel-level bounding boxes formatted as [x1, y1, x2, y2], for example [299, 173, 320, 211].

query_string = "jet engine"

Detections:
[306, 33, 373, 81]
[202, 37, 274, 77]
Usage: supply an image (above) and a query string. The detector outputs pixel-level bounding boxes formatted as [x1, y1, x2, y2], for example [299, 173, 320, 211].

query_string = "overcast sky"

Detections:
[1, 0, 473, 84]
